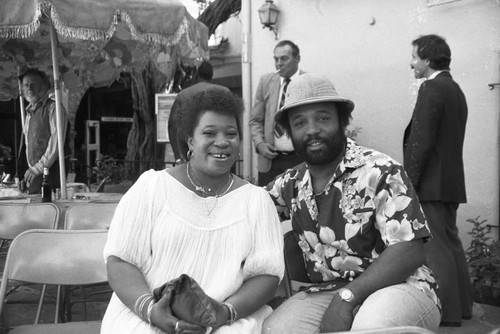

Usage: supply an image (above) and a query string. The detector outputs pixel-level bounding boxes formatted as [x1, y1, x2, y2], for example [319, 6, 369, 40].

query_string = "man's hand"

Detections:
[256, 142, 279, 159]
[23, 168, 39, 186]
[319, 293, 355, 333]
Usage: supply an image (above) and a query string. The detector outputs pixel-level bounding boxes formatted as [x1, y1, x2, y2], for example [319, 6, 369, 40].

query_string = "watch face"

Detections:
[340, 289, 353, 301]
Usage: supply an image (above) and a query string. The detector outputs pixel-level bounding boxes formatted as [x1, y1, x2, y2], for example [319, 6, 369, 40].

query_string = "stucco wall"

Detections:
[248, 0, 500, 246]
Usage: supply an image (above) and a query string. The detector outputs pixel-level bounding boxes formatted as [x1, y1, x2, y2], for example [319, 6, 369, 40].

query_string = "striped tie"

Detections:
[275, 78, 291, 137]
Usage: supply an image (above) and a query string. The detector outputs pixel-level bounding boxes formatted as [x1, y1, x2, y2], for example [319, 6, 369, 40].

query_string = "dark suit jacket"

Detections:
[403, 71, 467, 203]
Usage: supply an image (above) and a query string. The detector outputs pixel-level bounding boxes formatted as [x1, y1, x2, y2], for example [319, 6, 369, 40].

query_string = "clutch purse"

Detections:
[153, 274, 220, 327]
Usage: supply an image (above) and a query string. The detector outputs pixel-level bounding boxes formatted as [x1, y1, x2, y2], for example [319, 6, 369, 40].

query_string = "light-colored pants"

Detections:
[262, 284, 441, 334]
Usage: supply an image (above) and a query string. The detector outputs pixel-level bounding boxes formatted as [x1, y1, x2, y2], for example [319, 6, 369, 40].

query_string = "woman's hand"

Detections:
[213, 302, 230, 329]
[150, 285, 207, 334]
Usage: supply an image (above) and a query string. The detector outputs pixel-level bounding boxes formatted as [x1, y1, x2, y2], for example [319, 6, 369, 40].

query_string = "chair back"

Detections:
[0, 202, 59, 239]
[283, 230, 311, 297]
[64, 203, 118, 230]
[66, 182, 90, 193]
[0, 229, 108, 318]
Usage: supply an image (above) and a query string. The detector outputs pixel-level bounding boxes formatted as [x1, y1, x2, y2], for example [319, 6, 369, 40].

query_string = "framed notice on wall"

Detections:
[155, 93, 177, 142]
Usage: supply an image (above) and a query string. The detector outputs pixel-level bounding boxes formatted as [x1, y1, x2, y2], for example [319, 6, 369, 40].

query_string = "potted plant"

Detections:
[0, 143, 12, 181]
[90, 155, 134, 193]
[93, 155, 124, 185]
[465, 216, 500, 306]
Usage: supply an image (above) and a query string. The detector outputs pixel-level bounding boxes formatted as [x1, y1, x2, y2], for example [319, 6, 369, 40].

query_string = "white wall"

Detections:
[248, 0, 500, 246]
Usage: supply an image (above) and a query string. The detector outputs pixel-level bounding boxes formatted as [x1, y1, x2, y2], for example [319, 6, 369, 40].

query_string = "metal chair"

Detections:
[0, 202, 60, 252]
[0, 202, 61, 326]
[0, 229, 107, 333]
[62, 202, 117, 321]
[63, 202, 118, 230]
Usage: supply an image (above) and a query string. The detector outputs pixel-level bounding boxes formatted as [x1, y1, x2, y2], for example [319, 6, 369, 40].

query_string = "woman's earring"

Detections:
[187, 147, 193, 160]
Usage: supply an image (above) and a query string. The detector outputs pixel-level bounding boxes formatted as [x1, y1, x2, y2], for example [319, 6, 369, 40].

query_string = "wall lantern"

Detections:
[258, 0, 280, 39]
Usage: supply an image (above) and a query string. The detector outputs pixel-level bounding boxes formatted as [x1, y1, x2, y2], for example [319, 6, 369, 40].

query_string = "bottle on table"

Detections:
[41, 167, 52, 202]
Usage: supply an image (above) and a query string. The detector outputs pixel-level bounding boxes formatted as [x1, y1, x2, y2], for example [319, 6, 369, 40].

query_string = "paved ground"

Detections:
[436, 303, 500, 334]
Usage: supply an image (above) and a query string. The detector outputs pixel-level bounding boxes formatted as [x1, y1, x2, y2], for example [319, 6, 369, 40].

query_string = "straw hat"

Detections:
[275, 73, 355, 127]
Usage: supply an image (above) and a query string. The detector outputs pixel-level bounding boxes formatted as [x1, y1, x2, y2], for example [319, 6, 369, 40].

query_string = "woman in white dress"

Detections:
[101, 86, 284, 334]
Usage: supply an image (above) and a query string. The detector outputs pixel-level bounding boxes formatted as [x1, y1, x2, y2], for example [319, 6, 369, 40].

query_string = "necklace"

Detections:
[186, 163, 234, 217]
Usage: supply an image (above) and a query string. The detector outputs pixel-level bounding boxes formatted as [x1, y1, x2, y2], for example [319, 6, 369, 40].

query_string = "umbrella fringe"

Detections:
[46, 3, 198, 50]
[0, 1, 206, 55]
[0, 2, 42, 39]
[47, 2, 116, 41]
[118, 10, 184, 46]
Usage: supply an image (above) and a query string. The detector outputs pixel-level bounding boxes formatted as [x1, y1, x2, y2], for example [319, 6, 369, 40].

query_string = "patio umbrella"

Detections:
[0, 0, 208, 199]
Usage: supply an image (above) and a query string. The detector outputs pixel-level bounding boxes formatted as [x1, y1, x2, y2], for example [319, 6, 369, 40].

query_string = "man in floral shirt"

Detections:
[262, 73, 441, 333]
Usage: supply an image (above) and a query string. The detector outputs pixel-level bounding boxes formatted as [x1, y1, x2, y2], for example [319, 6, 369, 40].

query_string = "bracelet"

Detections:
[141, 296, 154, 321]
[134, 293, 154, 321]
[146, 299, 156, 324]
[134, 293, 151, 316]
[223, 302, 237, 326]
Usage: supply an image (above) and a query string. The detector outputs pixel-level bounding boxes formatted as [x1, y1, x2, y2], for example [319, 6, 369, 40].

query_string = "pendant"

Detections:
[205, 197, 217, 217]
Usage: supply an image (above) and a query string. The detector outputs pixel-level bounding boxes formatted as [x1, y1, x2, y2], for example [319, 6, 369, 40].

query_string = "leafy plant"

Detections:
[0, 143, 12, 163]
[465, 216, 500, 305]
[93, 155, 124, 184]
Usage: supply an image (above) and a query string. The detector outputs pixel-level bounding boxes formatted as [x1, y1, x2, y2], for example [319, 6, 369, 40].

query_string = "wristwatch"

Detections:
[338, 288, 355, 303]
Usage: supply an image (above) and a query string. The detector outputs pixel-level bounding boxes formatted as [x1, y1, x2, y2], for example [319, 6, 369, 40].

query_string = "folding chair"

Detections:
[0, 229, 108, 333]
[62, 203, 117, 320]
[0, 202, 60, 252]
[0, 202, 61, 326]
[63, 203, 118, 230]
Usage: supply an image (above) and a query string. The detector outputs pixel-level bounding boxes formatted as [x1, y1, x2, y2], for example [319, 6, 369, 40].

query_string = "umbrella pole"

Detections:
[17, 72, 26, 180]
[17, 68, 26, 129]
[49, 21, 68, 200]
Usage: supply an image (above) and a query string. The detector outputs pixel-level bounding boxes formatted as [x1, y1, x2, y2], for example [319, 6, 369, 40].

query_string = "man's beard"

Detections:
[293, 130, 346, 166]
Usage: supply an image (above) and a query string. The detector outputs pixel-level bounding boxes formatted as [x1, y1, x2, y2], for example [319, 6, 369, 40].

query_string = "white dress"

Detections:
[101, 169, 284, 334]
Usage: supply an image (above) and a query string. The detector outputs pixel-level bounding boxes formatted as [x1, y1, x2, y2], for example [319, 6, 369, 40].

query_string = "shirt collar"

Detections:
[25, 93, 52, 114]
[342, 138, 367, 169]
[280, 68, 300, 85]
[427, 70, 447, 80]
[300, 138, 366, 195]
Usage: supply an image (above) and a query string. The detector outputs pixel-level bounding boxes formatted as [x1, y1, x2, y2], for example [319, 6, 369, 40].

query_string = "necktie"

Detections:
[275, 78, 291, 137]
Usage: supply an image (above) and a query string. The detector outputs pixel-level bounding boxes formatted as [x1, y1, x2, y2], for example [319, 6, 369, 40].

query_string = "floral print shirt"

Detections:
[267, 139, 439, 306]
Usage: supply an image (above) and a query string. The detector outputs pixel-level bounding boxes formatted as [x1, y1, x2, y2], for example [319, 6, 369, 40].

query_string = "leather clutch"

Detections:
[153, 274, 220, 327]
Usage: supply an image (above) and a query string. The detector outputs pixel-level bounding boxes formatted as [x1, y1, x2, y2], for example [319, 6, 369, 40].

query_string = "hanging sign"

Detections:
[155, 93, 177, 142]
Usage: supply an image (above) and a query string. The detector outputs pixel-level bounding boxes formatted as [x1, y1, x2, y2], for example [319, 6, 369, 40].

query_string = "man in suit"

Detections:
[249, 40, 304, 186]
[404, 34, 472, 326]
